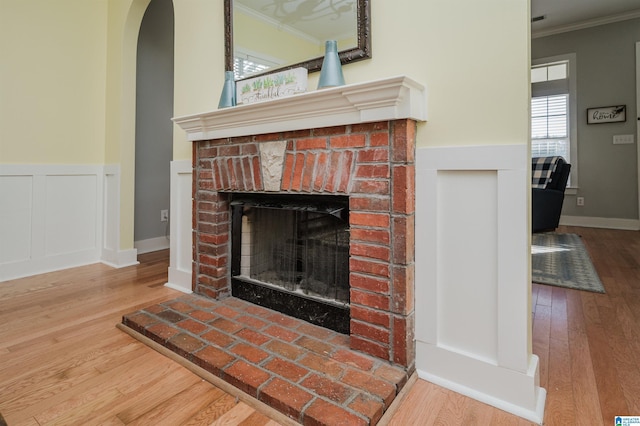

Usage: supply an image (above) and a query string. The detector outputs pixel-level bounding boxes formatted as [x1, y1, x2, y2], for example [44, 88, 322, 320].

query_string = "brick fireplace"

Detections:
[178, 76, 426, 371]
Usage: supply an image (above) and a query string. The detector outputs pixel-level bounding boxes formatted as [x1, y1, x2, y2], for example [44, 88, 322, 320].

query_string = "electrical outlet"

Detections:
[160, 209, 169, 222]
[576, 197, 584, 206]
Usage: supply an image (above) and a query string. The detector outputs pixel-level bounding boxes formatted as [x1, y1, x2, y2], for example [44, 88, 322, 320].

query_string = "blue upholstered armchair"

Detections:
[532, 156, 571, 233]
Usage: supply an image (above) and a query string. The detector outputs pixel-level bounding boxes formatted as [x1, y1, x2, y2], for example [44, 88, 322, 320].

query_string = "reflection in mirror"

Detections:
[225, 0, 371, 80]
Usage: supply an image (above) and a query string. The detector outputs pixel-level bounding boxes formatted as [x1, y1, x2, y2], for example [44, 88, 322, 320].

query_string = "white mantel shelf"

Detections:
[172, 76, 427, 141]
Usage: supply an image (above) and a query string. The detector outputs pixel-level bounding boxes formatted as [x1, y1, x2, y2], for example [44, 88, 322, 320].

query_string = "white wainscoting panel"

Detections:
[415, 145, 546, 424]
[166, 160, 193, 293]
[0, 165, 106, 281]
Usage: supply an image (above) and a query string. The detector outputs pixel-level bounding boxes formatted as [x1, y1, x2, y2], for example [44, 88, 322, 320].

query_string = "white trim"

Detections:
[173, 76, 427, 141]
[532, 9, 640, 39]
[166, 160, 193, 293]
[135, 236, 170, 254]
[560, 215, 640, 231]
[101, 248, 139, 269]
[0, 164, 107, 281]
[415, 144, 544, 423]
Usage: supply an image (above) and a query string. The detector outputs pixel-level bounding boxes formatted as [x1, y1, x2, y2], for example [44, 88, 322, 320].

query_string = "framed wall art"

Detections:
[587, 105, 626, 124]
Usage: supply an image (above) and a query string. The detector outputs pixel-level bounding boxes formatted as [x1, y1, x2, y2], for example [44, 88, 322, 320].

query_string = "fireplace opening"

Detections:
[230, 194, 350, 333]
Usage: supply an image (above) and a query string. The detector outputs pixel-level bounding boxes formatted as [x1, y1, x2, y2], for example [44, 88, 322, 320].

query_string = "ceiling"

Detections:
[531, 0, 640, 37]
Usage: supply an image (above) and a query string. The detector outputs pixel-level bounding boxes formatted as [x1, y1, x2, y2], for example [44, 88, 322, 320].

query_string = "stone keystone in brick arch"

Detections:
[259, 140, 287, 191]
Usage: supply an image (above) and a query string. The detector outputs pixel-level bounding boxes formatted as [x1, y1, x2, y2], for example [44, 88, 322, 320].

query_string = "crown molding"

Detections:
[532, 8, 640, 38]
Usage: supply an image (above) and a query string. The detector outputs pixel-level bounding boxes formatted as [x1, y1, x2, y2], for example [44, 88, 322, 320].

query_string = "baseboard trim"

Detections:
[134, 236, 170, 254]
[560, 215, 640, 231]
[101, 248, 139, 269]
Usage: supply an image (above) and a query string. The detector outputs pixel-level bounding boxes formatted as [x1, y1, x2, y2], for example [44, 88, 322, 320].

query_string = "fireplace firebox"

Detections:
[230, 194, 350, 333]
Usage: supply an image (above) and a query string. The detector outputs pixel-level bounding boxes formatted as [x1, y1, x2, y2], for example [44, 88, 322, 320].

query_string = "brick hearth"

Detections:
[122, 293, 409, 425]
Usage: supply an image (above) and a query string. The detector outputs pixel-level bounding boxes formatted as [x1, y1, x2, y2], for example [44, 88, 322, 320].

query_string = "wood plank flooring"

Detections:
[1, 226, 638, 425]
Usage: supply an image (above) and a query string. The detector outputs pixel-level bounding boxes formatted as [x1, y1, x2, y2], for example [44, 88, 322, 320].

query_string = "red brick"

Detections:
[350, 228, 390, 245]
[392, 165, 415, 214]
[264, 358, 309, 382]
[303, 399, 367, 426]
[219, 145, 240, 156]
[176, 319, 208, 335]
[244, 304, 273, 318]
[167, 333, 205, 356]
[348, 393, 384, 425]
[312, 151, 329, 191]
[349, 258, 390, 278]
[213, 305, 240, 318]
[313, 125, 347, 136]
[350, 335, 389, 361]
[350, 212, 390, 228]
[284, 129, 312, 139]
[199, 233, 228, 245]
[351, 305, 391, 328]
[350, 243, 390, 262]
[268, 312, 302, 328]
[196, 274, 228, 290]
[392, 314, 415, 367]
[295, 336, 333, 356]
[235, 328, 270, 346]
[201, 328, 235, 347]
[350, 289, 390, 310]
[189, 310, 216, 322]
[352, 180, 390, 195]
[337, 150, 354, 193]
[241, 143, 258, 155]
[236, 315, 267, 329]
[342, 369, 396, 407]
[370, 132, 390, 147]
[226, 158, 236, 188]
[124, 312, 157, 328]
[296, 323, 334, 341]
[234, 158, 245, 190]
[264, 325, 300, 342]
[210, 317, 243, 334]
[193, 345, 235, 372]
[259, 378, 313, 421]
[297, 137, 327, 150]
[301, 374, 354, 403]
[374, 364, 408, 390]
[324, 151, 342, 192]
[230, 342, 269, 363]
[281, 153, 295, 190]
[357, 148, 389, 163]
[392, 215, 415, 265]
[291, 152, 306, 191]
[265, 340, 306, 361]
[301, 152, 316, 192]
[224, 360, 271, 397]
[351, 121, 388, 133]
[242, 156, 254, 191]
[392, 264, 415, 314]
[392, 120, 416, 162]
[252, 156, 263, 190]
[330, 134, 366, 149]
[350, 273, 389, 294]
[331, 350, 375, 371]
[351, 321, 390, 345]
[199, 254, 227, 267]
[349, 196, 390, 212]
[299, 353, 345, 378]
[355, 164, 389, 179]
[255, 132, 283, 142]
[198, 265, 226, 280]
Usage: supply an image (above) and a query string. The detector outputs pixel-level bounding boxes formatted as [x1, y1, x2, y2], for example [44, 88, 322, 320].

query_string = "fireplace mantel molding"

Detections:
[173, 75, 426, 140]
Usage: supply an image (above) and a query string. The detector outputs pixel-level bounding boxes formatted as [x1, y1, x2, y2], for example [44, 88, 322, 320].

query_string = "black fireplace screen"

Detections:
[230, 194, 350, 333]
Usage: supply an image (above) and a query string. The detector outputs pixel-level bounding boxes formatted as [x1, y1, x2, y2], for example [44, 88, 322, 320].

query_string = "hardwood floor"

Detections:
[1, 226, 638, 425]
[388, 226, 640, 426]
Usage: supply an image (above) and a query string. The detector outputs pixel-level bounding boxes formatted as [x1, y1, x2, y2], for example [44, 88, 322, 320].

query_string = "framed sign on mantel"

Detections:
[587, 105, 626, 124]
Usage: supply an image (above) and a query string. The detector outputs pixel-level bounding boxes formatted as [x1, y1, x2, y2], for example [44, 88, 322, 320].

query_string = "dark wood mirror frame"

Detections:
[224, 0, 371, 81]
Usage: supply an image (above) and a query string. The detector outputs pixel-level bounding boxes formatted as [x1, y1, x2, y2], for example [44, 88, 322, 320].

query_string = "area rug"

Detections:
[531, 232, 605, 293]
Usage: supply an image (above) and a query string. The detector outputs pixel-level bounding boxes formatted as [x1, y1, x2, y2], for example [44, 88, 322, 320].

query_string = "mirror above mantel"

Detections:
[224, 0, 371, 81]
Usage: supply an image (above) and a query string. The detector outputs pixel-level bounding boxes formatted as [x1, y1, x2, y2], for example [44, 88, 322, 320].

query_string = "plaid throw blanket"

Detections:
[532, 156, 561, 189]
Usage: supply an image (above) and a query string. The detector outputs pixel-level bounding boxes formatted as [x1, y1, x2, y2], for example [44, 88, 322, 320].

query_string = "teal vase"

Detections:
[317, 40, 345, 89]
[218, 71, 236, 108]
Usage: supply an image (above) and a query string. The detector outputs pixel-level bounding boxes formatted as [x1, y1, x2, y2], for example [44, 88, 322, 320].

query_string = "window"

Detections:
[531, 55, 577, 189]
